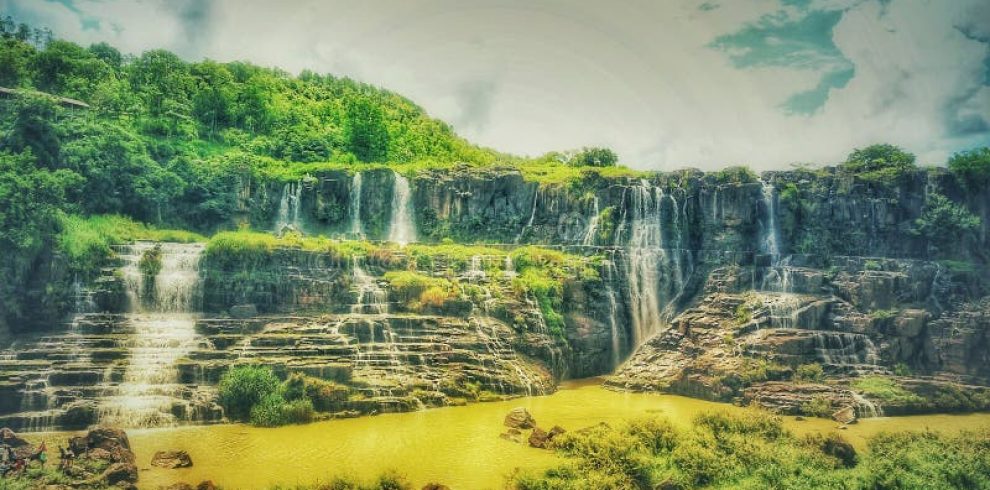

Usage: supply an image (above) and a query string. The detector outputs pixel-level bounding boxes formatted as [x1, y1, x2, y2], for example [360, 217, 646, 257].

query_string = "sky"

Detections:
[3, 0, 989, 170]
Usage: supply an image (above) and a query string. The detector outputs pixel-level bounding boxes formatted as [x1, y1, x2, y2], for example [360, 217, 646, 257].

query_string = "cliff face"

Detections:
[1, 165, 988, 430]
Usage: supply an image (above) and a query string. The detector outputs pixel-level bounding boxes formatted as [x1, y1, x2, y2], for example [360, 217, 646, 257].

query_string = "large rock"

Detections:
[69, 426, 135, 465]
[528, 425, 566, 449]
[0, 427, 28, 448]
[503, 408, 536, 429]
[151, 450, 194, 469]
[831, 406, 856, 425]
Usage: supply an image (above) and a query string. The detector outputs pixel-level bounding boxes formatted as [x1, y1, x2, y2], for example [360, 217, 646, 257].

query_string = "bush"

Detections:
[218, 365, 281, 422]
[839, 144, 916, 182]
[911, 193, 981, 255]
[948, 146, 990, 188]
[250, 392, 288, 427]
[281, 398, 315, 424]
[851, 376, 924, 405]
[794, 363, 824, 383]
[801, 395, 833, 418]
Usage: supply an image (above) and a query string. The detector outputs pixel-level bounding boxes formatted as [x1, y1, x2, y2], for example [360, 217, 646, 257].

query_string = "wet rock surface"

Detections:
[151, 450, 193, 469]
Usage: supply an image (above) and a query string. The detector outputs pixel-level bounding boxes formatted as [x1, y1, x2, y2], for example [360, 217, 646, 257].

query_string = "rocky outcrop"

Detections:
[504, 408, 536, 429]
[151, 450, 194, 469]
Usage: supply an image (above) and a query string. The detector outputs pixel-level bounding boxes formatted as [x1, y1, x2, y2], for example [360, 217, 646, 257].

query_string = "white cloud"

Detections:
[3, 0, 988, 169]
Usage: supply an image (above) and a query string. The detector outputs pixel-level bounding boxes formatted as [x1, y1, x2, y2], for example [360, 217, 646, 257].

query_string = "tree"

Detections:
[911, 193, 981, 256]
[569, 147, 618, 167]
[6, 95, 61, 168]
[840, 144, 916, 175]
[948, 147, 990, 188]
[344, 95, 389, 162]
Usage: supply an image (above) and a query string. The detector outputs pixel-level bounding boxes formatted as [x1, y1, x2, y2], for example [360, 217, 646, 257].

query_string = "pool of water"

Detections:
[27, 379, 990, 489]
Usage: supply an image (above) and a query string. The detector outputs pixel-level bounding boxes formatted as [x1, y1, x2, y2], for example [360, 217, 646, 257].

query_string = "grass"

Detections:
[512, 409, 990, 489]
[851, 376, 924, 405]
[57, 214, 206, 274]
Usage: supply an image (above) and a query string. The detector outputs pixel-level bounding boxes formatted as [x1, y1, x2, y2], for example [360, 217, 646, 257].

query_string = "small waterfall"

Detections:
[761, 266, 793, 293]
[101, 242, 204, 428]
[852, 391, 884, 418]
[350, 172, 364, 237]
[582, 197, 600, 246]
[352, 257, 387, 315]
[603, 255, 623, 369]
[274, 182, 305, 234]
[466, 255, 487, 282]
[761, 181, 781, 260]
[388, 172, 417, 245]
[625, 180, 665, 346]
[516, 188, 540, 243]
[812, 332, 880, 366]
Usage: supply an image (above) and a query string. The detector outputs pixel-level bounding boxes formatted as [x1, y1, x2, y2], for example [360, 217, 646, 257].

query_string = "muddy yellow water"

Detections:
[27, 380, 990, 489]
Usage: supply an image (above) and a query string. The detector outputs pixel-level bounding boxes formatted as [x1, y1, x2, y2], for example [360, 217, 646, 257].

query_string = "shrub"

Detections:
[794, 363, 824, 383]
[948, 146, 990, 188]
[138, 244, 163, 277]
[218, 365, 281, 422]
[281, 398, 315, 424]
[839, 144, 916, 182]
[911, 193, 981, 254]
[250, 392, 288, 427]
[801, 395, 833, 418]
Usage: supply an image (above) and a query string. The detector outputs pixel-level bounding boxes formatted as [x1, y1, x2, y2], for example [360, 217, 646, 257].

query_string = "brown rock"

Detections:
[831, 406, 856, 425]
[82, 462, 138, 487]
[151, 450, 194, 469]
[86, 426, 135, 464]
[529, 425, 567, 449]
[196, 481, 218, 490]
[162, 484, 195, 490]
[0, 428, 27, 448]
[503, 407, 536, 429]
[528, 427, 550, 448]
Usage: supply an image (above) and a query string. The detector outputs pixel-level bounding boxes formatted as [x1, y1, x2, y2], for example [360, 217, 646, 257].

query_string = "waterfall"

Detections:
[812, 332, 880, 366]
[100, 242, 204, 428]
[516, 188, 540, 243]
[352, 257, 388, 314]
[350, 172, 364, 237]
[603, 254, 623, 369]
[582, 197, 600, 246]
[625, 180, 665, 346]
[852, 391, 884, 418]
[761, 181, 781, 260]
[274, 182, 305, 234]
[388, 172, 417, 245]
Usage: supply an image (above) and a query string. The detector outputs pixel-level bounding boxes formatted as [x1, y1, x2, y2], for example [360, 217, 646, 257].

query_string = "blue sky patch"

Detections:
[710, 4, 855, 115]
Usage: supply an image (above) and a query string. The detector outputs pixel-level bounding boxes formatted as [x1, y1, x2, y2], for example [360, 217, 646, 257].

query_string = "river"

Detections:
[24, 379, 990, 489]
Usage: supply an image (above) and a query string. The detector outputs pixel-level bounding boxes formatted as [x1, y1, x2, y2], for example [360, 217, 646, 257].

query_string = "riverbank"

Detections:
[20, 379, 990, 489]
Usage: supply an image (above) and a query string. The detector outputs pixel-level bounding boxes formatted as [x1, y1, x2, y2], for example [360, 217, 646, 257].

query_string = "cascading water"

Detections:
[603, 253, 623, 369]
[760, 180, 781, 261]
[350, 172, 364, 238]
[624, 180, 665, 346]
[515, 188, 540, 243]
[274, 182, 305, 234]
[582, 197, 600, 246]
[351, 257, 388, 315]
[388, 172, 417, 245]
[101, 242, 204, 428]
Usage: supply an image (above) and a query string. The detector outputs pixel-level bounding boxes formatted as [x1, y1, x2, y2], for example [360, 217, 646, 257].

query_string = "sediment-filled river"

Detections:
[25, 379, 990, 489]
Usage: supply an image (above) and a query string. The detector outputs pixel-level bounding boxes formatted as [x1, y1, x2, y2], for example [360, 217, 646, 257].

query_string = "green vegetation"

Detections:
[839, 144, 917, 183]
[513, 409, 990, 489]
[911, 193, 981, 256]
[851, 376, 924, 405]
[217, 365, 282, 422]
[793, 363, 824, 383]
[948, 146, 990, 188]
[269, 471, 414, 490]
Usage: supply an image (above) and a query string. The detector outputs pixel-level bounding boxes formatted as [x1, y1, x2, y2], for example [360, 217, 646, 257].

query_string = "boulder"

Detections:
[894, 309, 927, 338]
[196, 481, 218, 490]
[81, 462, 138, 488]
[528, 425, 567, 449]
[831, 406, 856, 425]
[503, 407, 536, 429]
[0, 427, 28, 448]
[151, 450, 194, 469]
